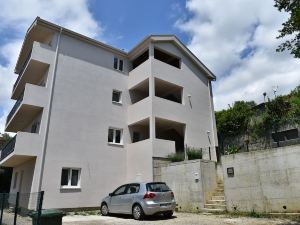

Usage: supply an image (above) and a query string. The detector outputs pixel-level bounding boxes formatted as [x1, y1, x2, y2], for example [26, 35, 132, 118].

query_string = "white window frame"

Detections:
[60, 168, 81, 189]
[112, 90, 122, 104]
[108, 128, 123, 145]
[113, 57, 124, 72]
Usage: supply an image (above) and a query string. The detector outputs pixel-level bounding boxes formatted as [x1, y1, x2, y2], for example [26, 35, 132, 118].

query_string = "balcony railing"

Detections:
[0, 135, 16, 161]
[6, 91, 24, 125]
[13, 49, 32, 91]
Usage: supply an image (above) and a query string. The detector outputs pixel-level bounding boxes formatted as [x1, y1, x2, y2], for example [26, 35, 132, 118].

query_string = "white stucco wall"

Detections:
[5, 24, 218, 209]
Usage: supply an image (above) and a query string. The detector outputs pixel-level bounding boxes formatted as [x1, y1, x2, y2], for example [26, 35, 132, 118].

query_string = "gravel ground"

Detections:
[63, 212, 300, 225]
[2, 210, 32, 225]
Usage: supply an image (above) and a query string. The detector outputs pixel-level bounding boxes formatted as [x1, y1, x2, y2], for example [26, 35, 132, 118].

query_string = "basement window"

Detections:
[108, 128, 123, 145]
[60, 168, 81, 188]
[154, 48, 181, 69]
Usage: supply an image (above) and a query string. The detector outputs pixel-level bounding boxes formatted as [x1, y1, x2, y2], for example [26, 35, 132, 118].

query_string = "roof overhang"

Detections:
[15, 18, 216, 81]
[128, 35, 216, 81]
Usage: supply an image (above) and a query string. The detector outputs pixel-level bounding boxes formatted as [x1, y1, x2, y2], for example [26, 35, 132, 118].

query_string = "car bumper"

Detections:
[141, 201, 176, 215]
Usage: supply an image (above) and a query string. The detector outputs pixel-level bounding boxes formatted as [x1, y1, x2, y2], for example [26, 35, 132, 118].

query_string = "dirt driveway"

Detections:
[63, 212, 300, 225]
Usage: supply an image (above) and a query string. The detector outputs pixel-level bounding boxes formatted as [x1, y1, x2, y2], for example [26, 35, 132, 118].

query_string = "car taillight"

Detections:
[171, 192, 174, 198]
[143, 192, 156, 199]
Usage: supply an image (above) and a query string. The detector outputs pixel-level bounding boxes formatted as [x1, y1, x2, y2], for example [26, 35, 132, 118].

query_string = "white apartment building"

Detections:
[0, 17, 218, 209]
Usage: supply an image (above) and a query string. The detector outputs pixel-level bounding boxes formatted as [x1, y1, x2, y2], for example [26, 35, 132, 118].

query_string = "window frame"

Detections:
[126, 183, 140, 194]
[112, 184, 127, 196]
[113, 57, 124, 72]
[112, 90, 122, 104]
[60, 168, 81, 189]
[108, 128, 123, 145]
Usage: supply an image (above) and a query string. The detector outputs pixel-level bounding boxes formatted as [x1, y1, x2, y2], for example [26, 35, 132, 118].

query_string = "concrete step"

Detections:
[201, 208, 226, 213]
[212, 196, 225, 201]
[214, 191, 225, 195]
[204, 204, 226, 209]
[207, 200, 226, 204]
[215, 189, 224, 192]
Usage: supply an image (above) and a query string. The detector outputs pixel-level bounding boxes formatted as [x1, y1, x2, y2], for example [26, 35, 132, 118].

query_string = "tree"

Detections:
[0, 133, 12, 149]
[274, 0, 300, 58]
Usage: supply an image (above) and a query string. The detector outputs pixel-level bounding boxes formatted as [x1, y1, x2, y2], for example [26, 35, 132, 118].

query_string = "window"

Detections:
[146, 182, 171, 192]
[126, 184, 140, 194]
[112, 185, 127, 196]
[112, 90, 122, 103]
[119, 59, 123, 71]
[113, 57, 124, 71]
[108, 128, 123, 145]
[114, 57, 118, 69]
[60, 168, 81, 188]
[13, 172, 18, 189]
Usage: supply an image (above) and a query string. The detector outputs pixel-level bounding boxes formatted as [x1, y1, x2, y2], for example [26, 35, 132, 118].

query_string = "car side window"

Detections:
[126, 184, 140, 194]
[113, 185, 127, 196]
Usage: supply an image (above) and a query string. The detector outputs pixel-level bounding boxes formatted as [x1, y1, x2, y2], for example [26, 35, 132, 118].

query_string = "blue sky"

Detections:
[89, 0, 190, 50]
[0, 0, 300, 133]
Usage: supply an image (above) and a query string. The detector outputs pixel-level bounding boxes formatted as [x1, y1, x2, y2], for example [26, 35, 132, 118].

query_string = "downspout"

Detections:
[38, 27, 63, 192]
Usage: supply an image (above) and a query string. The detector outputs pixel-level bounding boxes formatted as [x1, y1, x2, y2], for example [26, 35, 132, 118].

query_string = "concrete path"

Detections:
[63, 212, 300, 225]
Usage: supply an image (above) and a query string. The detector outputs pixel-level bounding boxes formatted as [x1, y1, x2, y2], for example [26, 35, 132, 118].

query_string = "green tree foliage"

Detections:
[274, 0, 300, 58]
[216, 85, 300, 151]
[0, 133, 12, 149]
[216, 101, 254, 138]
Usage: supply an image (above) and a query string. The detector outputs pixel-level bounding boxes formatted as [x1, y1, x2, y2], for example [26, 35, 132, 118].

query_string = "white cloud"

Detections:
[176, 0, 300, 110]
[0, 0, 103, 133]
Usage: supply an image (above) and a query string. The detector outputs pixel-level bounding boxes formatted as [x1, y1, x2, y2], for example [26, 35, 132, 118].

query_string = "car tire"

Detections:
[163, 211, 173, 218]
[132, 204, 144, 220]
[101, 203, 109, 216]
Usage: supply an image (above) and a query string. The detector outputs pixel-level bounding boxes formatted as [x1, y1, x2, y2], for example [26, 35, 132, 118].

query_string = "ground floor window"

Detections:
[60, 168, 81, 188]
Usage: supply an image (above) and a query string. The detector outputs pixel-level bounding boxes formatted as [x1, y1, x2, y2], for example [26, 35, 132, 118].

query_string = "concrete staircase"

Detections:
[202, 181, 226, 213]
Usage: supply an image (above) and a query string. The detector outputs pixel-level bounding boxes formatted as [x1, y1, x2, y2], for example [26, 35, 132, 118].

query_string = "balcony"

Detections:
[153, 96, 186, 124]
[128, 59, 151, 89]
[12, 42, 52, 100]
[153, 138, 175, 158]
[151, 58, 182, 85]
[0, 132, 41, 167]
[128, 97, 151, 125]
[6, 84, 47, 132]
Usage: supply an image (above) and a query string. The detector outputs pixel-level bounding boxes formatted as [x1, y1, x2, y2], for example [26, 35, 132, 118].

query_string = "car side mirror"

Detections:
[109, 193, 113, 197]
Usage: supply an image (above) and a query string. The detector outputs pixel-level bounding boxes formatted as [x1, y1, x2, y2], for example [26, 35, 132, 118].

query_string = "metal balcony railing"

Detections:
[13, 49, 32, 91]
[0, 135, 16, 161]
[6, 91, 24, 125]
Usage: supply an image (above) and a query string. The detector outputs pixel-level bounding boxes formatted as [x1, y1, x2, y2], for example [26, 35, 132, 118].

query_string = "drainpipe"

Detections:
[38, 27, 63, 192]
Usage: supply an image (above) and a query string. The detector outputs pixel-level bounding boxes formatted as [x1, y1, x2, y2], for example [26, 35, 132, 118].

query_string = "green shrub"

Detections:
[224, 146, 239, 155]
[167, 153, 184, 162]
[186, 147, 202, 160]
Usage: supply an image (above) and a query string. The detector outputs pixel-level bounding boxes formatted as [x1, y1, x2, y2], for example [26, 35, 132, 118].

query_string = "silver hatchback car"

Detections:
[100, 182, 176, 220]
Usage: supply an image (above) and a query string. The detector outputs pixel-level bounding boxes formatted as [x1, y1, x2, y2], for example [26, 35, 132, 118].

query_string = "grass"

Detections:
[67, 210, 100, 216]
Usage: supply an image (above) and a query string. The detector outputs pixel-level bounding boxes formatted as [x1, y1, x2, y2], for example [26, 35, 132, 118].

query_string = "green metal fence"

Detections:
[0, 191, 44, 225]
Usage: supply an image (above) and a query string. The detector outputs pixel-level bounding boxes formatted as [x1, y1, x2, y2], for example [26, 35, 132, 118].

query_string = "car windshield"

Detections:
[146, 182, 170, 192]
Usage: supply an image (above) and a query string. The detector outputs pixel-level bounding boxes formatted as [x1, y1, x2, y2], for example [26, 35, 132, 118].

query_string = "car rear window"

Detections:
[146, 182, 170, 192]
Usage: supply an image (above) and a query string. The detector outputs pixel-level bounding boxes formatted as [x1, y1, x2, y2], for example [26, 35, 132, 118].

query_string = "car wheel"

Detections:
[101, 203, 109, 216]
[132, 204, 144, 220]
[163, 211, 173, 218]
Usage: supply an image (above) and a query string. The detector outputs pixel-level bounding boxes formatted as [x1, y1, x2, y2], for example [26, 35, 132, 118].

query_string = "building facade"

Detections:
[0, 17, 218, 209]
